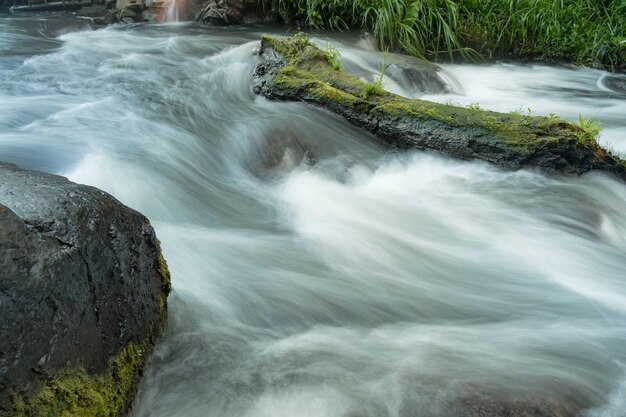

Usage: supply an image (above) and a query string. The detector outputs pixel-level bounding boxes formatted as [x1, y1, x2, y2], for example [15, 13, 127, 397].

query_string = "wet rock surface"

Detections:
[116, 0, 145, 22]
[0, 162, 170, 415]
[194, 0, 262, 24]
[78, 8, 120, 25]
[600, 74, 626, 94]
[385, 62, 450, 95]
[260, 128, 316, 171]
[378, 53, 463, 96]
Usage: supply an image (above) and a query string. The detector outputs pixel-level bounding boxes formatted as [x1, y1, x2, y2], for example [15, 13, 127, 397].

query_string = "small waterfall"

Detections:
[164, 0, 178, 22]
[155, 0, 186, 22]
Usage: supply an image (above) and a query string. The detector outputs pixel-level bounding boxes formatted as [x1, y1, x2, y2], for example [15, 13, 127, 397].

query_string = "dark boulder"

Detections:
[116, 0, 146, 22]
[0, 162, 170, 416]
[195, 0, 263, 25]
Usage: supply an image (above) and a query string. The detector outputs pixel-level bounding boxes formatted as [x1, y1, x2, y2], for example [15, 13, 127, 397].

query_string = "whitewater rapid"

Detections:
[1, 16, 626, 417]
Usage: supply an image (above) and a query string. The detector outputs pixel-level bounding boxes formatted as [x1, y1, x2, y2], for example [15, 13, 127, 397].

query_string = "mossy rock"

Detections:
[13, 342, 148, 417]
[0, 162, 172, 417]
[252, 35, 626, 180]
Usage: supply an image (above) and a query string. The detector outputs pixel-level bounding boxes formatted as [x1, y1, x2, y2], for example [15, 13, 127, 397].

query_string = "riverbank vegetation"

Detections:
[263, 0, 626, 71]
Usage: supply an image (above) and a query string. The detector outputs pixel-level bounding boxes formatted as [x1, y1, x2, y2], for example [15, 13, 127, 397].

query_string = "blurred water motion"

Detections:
[1, 17, 625, 417]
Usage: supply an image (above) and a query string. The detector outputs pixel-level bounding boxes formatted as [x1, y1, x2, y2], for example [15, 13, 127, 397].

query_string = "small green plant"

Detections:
[362, 53, 388, 97]
[363, 79, 385, 96]
[576, 114, 601, 144]
[466, 102, 483, 111]
[548, 112, 560, 120]
[324, 42, 342, 70]
[294, 31, 309, 41]
[508, 106, 531, 116]
[578, 114, 600, 136]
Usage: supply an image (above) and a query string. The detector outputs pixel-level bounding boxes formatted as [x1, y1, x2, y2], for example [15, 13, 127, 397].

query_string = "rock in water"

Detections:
[260, 128, 316, 171]
[194, 0, 262, 25]
[385, 62, 450, 95]
[0, 162, 171, 417]
[599, 74, 626, 95]
[116, 0, 146, 22]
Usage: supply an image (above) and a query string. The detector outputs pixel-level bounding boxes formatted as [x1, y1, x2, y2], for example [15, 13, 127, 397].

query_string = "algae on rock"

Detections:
[15, 342, 147, 417]
[252, 35, 626, 180]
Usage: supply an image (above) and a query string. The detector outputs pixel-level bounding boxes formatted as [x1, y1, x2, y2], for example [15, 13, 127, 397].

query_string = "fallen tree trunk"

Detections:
[252, 35, 626, 180]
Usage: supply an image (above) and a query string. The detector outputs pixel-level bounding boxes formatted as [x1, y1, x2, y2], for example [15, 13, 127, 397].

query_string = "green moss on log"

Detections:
[255, 35, 625, 179]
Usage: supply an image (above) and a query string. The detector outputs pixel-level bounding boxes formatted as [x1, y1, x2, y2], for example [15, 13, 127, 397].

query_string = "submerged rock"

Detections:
[0, 162, 171, 416]
[260, 128, 316, 171]
[385, 62, 450, 95]
[252, 35, 626, 181]
[379, 53, 462, 96]
[599, 74, 626, 94]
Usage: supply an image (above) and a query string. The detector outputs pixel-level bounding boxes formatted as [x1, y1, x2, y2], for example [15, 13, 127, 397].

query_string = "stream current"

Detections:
[1, 16, 626, 417]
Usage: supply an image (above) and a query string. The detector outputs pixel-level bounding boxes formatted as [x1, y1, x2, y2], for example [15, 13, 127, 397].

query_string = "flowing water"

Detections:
[1, 15, 626, 417]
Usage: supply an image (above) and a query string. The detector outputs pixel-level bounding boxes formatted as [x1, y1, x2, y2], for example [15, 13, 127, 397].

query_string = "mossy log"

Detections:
[252, 35, 626, 180]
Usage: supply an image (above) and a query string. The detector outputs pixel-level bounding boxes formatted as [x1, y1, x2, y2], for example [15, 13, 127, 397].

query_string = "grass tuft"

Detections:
[576, 114, 601, 145]
[323, 42, 342, 70]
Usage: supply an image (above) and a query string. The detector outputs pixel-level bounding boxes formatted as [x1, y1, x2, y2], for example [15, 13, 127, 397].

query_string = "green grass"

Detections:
[363, 79, 385, 96]
[363, 52, 388, 96]
[576, 114, 601, 144]
[262, 0, 626, 71]
[323, 41, 342, 70]
[466, 102, 483, 111]
[459, 0, 625, 69]
[265, 0, 472, 60]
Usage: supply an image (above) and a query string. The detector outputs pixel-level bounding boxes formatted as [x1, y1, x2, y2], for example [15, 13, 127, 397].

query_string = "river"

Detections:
[1, 15, 626, 417]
